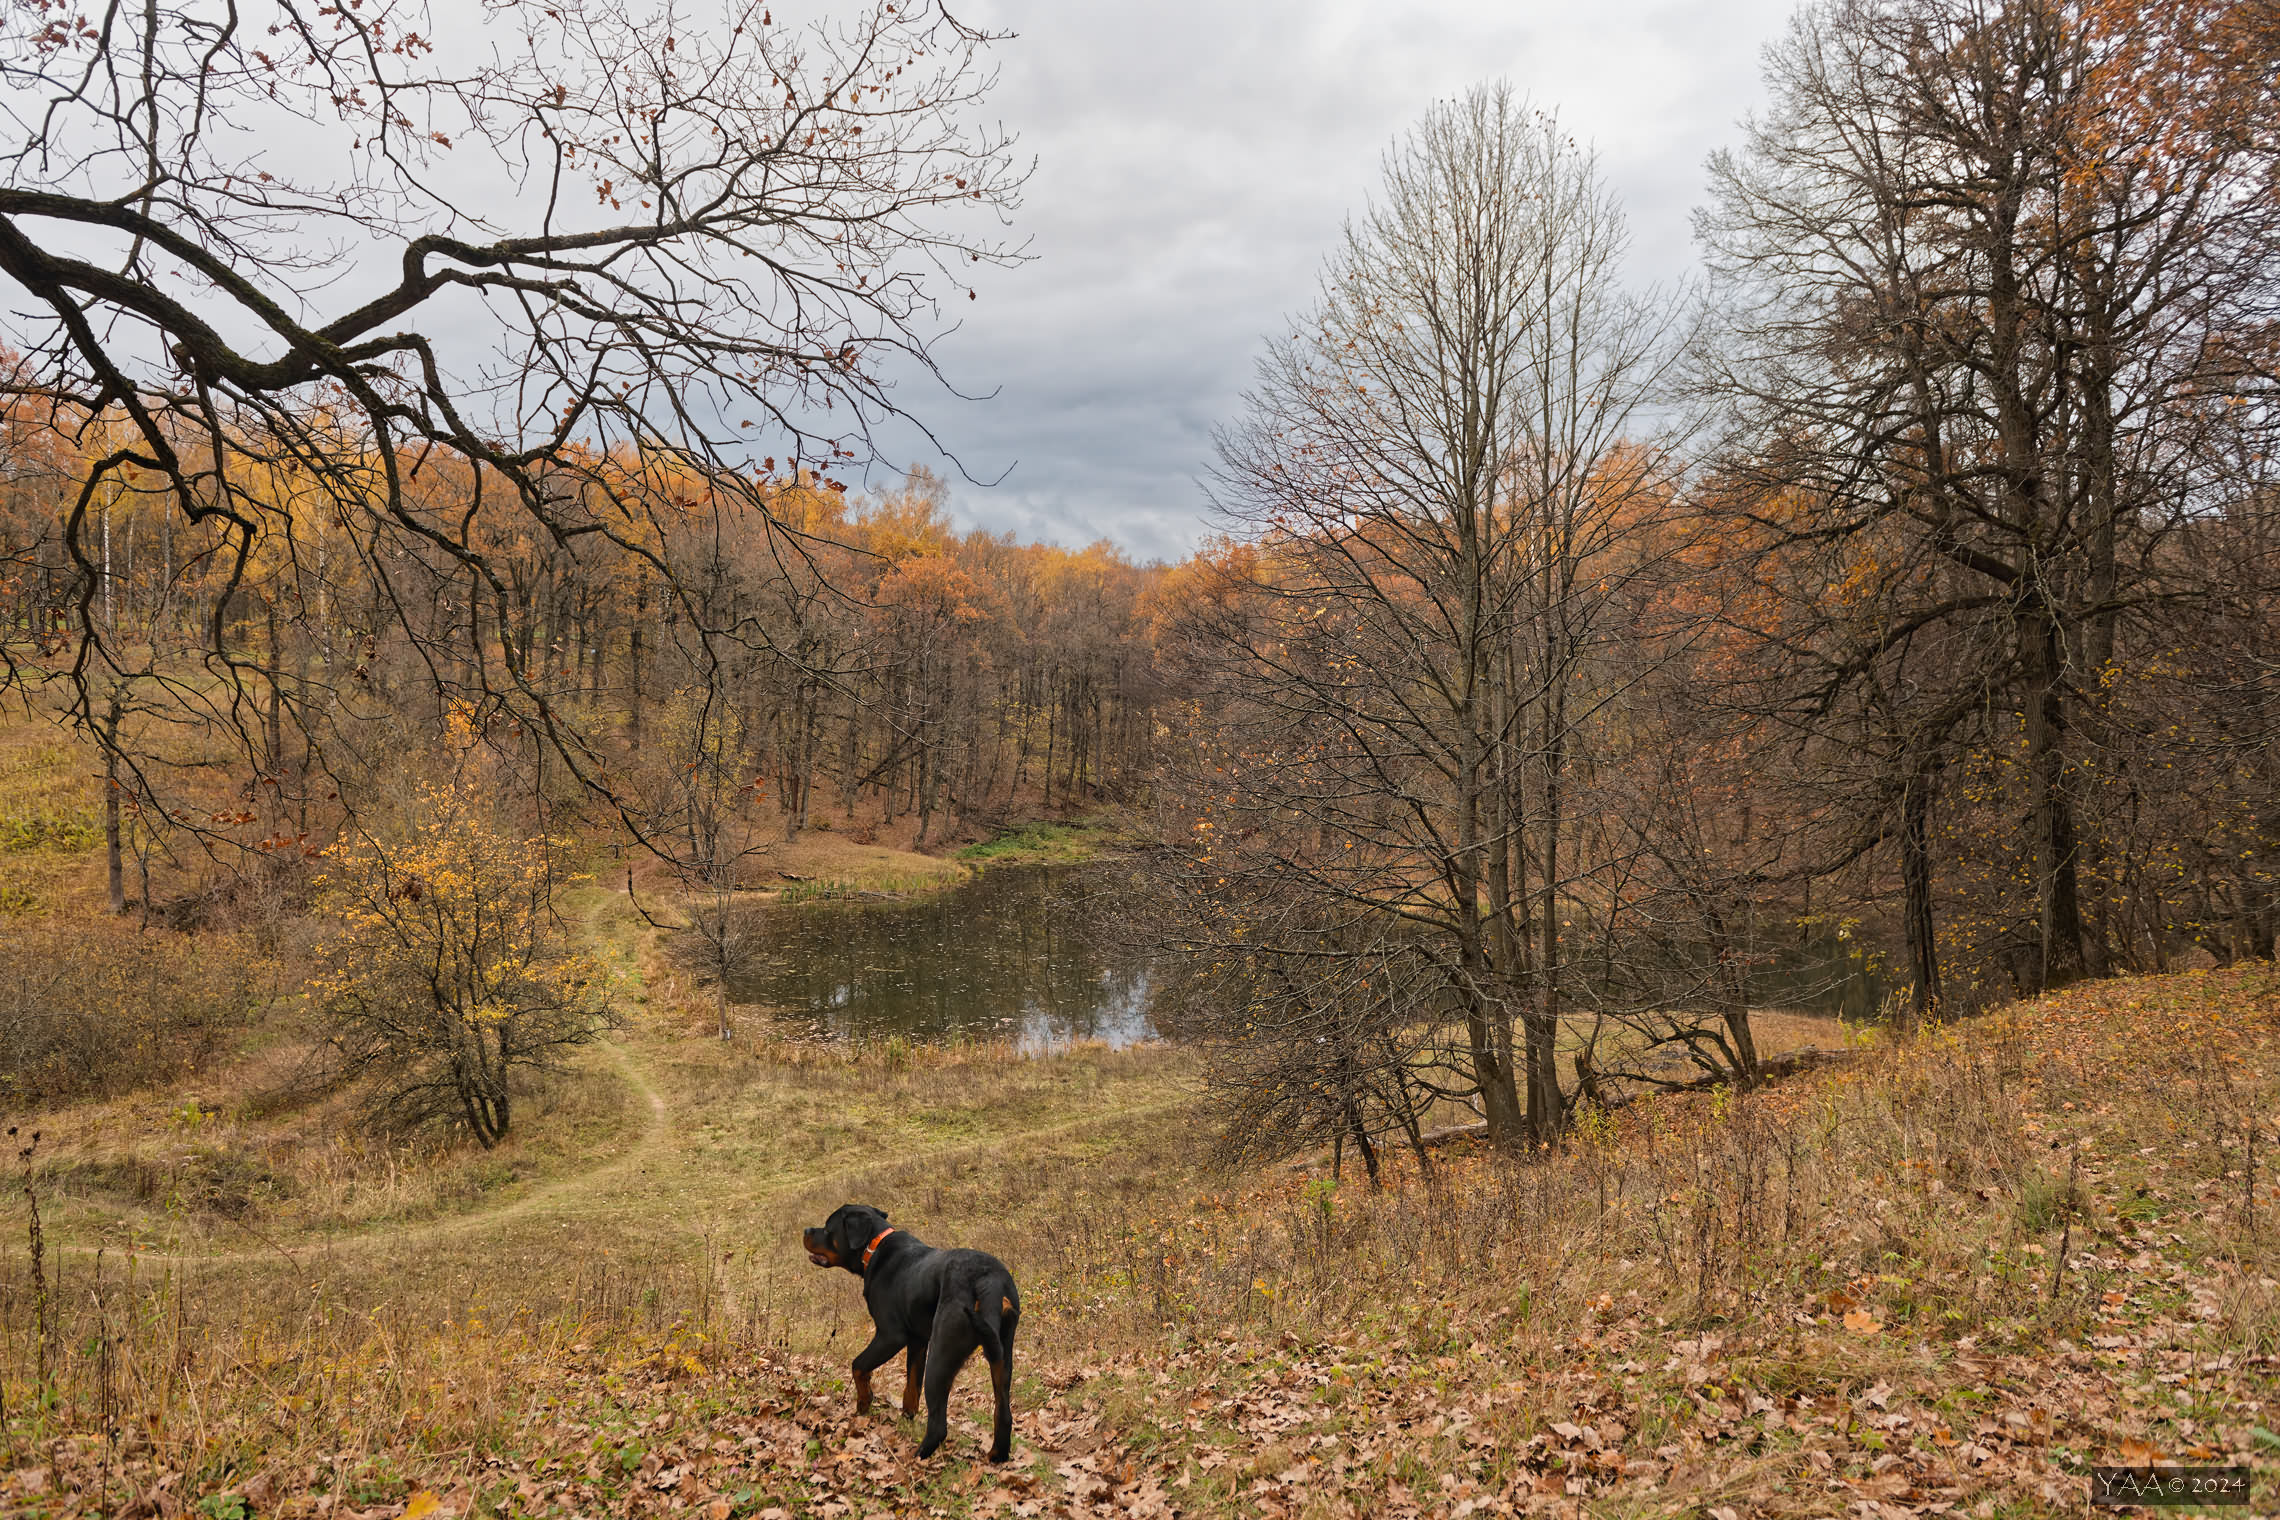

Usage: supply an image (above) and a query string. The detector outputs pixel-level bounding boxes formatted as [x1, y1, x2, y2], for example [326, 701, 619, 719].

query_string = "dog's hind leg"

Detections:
[984, 1343, 1012, 1461]
[917, 1306, 977, 1458]
[978, 1287, 1017, 1462]
[902, 1341, 927, 1418]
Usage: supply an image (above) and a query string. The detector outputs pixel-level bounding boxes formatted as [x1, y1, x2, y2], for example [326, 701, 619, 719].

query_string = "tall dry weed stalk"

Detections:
[10, 1128, 46, 1395]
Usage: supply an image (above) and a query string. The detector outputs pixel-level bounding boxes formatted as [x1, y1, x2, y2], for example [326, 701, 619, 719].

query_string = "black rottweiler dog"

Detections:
[802, 1202, 1021, 1462]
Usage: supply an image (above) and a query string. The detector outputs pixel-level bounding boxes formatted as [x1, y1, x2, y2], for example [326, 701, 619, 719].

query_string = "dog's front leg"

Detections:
[851, 1329, 904, 1415]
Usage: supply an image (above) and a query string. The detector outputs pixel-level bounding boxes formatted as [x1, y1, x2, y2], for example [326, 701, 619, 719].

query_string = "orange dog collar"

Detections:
[862, 1226, 896, 1272]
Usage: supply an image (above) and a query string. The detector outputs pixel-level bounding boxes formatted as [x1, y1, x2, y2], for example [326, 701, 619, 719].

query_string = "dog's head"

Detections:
[802, 1202, 890, 1274]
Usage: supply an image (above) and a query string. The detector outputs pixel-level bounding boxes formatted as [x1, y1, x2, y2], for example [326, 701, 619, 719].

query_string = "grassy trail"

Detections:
[45, 1049, 1190, 1270]
[44, 1041, 672, 1266]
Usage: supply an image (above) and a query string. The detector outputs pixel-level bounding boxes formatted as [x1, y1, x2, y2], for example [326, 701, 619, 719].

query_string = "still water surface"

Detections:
[724, 864, 1154, 1051]
[723, 862, 1892, 1051]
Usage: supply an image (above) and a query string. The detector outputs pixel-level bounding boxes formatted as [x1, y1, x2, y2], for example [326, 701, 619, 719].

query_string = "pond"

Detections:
[722, 864, 1155, 1052]
[1758, 934, 1896, 1022]
[719, 862, 1894, 1052]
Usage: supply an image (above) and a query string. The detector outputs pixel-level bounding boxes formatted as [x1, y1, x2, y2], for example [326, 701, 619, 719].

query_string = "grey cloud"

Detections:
[866, 0, 1799, 561]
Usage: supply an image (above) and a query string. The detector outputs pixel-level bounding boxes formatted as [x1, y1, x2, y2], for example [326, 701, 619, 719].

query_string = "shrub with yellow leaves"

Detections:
[311, 777, 612, 1148]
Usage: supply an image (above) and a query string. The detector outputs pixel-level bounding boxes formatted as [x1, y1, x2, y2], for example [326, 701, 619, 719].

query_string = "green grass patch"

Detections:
[775, 869, 968, 902]
[957, 819, 1107, 867]
[0, 806, 103, 853]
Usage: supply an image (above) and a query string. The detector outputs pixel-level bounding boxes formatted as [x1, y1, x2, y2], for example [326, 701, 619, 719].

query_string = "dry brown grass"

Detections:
[24, 1041, 649, 1247]
[3, 970, 2275, 1518]
[0, 919, 286, 1116]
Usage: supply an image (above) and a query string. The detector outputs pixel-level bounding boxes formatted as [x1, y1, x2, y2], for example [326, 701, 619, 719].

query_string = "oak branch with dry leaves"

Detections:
[0, 0, 1023, 832]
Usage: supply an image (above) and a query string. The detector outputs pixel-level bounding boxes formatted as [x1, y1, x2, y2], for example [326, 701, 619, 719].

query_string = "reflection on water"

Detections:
[1764, 935, 1895, 1021]
[1570, 932, 1896, 1024]
[723, 864, 1153, 1052]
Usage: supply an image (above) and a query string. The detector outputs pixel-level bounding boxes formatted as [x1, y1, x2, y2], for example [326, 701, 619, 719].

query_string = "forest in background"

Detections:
[0, 0, 2272, 1161]
[0, 431, 1164, 884]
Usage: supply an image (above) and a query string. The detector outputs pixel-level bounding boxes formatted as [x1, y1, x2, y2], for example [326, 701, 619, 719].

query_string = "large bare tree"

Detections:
[1697, 0, 2280, 994]
[1159, 84, 1689, 1150]
[0, 0, 1023, 840]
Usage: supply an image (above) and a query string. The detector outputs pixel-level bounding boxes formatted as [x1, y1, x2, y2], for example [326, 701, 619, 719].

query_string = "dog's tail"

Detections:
[967, 1271, 1016, 1365]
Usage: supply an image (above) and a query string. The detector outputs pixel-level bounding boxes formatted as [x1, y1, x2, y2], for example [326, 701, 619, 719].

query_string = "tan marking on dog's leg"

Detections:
[988, 1353, 1014, 1462]
[854, 1367, 873, 1414]
[903, 1361, 921, 1417]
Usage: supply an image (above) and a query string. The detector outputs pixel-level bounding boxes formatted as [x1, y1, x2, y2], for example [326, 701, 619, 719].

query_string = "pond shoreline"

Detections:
[685, 815, 1124, 909]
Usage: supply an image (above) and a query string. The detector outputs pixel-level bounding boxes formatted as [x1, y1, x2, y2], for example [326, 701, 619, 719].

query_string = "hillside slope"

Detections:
[4, 971, 2277, 1518]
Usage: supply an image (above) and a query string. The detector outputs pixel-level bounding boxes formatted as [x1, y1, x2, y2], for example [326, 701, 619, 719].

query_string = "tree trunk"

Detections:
[1706, 905, 1760, 1077]
[1343, 1098, 1381, 1189]
[628, 567, 647, 753]
[2022, 613, 2088, 988]
[102, 697, 125, 915]
[716, 886, 736, 1041]
[1042, 685, 1057, 810]
[1901, 767, 1942, 1020]
[1528, 697, 1569, 1143]
[263, 597, 286, 834]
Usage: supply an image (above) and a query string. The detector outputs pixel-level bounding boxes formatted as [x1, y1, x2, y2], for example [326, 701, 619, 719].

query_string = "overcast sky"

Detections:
[862, 0, 1802, 562]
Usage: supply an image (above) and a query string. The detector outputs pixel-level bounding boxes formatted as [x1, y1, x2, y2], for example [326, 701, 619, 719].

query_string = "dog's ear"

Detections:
[833, 1205, 872, 1258]
[836, 1203, 890, 1258]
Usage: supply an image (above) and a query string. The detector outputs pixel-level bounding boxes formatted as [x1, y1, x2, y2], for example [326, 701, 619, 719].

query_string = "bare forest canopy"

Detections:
[0, 423, 1165, 871]
[0, 0, 1049, 857]
[1127, 0, 2280, 1164]
[1, 0, 2279, 1170]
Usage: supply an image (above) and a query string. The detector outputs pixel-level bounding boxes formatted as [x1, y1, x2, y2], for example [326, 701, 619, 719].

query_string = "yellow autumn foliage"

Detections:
[311, 775, 609, 1147]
